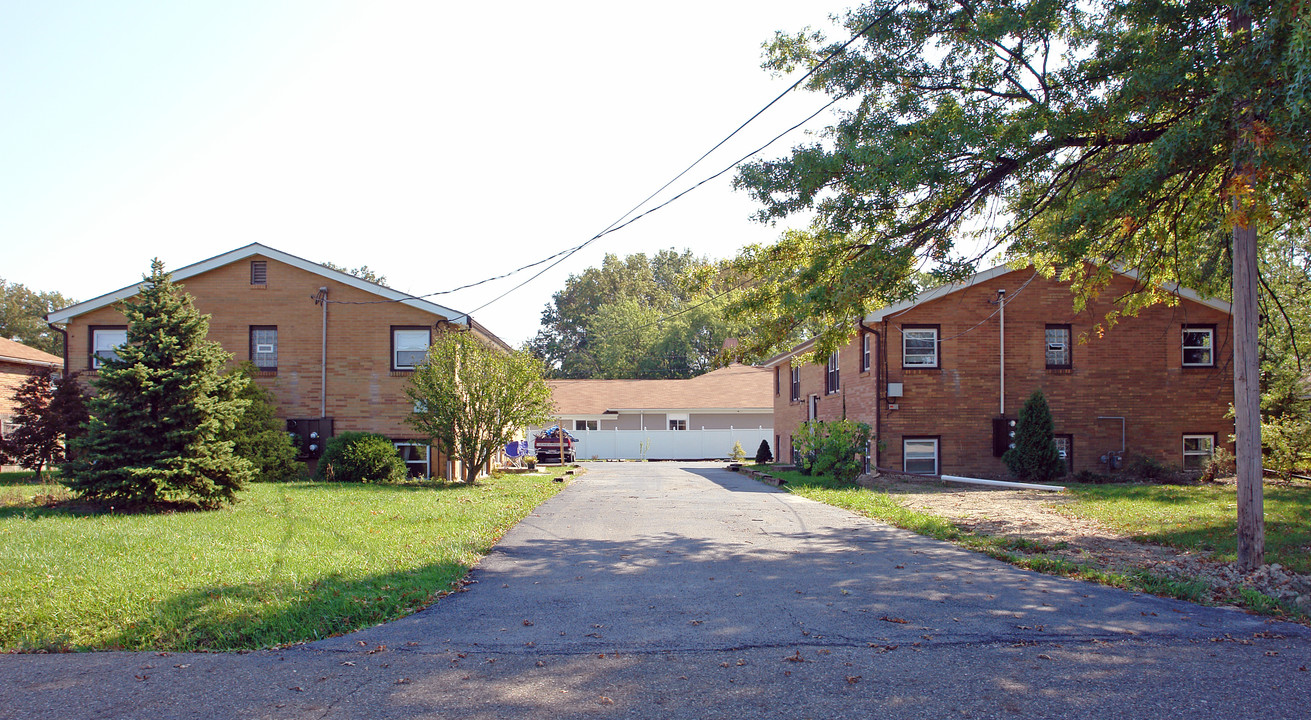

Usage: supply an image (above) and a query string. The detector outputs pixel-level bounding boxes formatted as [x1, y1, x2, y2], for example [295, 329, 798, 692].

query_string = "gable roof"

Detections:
[548, 364, 773, 415]
[44, 244, 511, 350]
[0, 338, 61, 368]
[762, 264, 1233, 368]
[863, 264, 1232, 323]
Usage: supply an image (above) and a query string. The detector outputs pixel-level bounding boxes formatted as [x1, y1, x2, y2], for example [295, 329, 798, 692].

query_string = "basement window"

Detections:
[903, 437, 939, 475]
[394, 442, 430, 478]
[1183, 434, 1215, 470]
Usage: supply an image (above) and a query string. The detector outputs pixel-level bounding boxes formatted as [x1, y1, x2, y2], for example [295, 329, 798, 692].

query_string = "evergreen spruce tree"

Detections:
[755, 439, 773, 464]
[64, 260, 253, 508]
[1002, 389, 1066, 483]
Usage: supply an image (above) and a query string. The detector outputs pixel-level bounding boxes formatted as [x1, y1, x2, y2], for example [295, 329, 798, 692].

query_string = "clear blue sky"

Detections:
[2, 1, 847, 344]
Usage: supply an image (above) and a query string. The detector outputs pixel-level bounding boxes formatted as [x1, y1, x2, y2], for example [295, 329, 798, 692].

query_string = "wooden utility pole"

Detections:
[1231, 4, 1264, 571]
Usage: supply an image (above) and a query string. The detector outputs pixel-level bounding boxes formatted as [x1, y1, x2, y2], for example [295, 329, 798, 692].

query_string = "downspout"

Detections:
[317, 287, 328, 418]
[860, 321, 882, 468]
[997, 288, 1006, 416]
[47, 323, 69, 377]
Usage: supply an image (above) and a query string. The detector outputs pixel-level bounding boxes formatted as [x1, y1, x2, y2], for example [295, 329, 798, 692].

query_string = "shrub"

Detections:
[1263, 414, 1311, 480]
[223, 364, 301, 483]
[794, 419, 871, 482]
[755, 439, 773, 464]
[729, 441, 746, 462]
[1002, 389, 1065, 483]
[316, 432, 406, 483]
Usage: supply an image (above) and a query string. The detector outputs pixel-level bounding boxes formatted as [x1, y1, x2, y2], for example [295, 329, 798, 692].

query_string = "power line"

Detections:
[321, 7, 896, 313]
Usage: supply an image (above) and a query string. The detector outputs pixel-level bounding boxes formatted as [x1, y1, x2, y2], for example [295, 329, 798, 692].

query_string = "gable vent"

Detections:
[250, 260, 267, 285]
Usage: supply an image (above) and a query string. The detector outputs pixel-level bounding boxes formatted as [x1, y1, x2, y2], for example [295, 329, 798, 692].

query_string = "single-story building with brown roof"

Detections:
[532, 363, 773, 460]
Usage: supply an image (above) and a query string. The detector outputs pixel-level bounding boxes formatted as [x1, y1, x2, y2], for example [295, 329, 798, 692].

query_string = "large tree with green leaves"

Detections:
[64, 260, 253, 509]
[731, 0, 1309, 570]
[0, 279, 74, 357]
[407, 332, 554, 484]
[529, 250, 754, 378]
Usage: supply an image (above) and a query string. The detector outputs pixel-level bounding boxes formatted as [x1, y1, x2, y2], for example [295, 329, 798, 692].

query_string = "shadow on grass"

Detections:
[97, 561, 473, 652]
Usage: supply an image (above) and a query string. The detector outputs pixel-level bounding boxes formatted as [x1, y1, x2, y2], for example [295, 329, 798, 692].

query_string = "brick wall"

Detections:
[61, 255, 471, 478]
[774, 269, 1234, 477]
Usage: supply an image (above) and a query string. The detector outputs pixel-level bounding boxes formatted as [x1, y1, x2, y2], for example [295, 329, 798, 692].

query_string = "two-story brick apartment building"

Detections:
[765, 266, 1234, 478]
[46, 244, 512, 479]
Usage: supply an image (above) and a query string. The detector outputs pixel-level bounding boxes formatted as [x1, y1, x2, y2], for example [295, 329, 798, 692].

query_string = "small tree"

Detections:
[1003, 389, 1065, 483]
[729, 441, 747, 462]
[316, 431, 406, 483]
[0, 367, 62, 481]
[755, 439, 773, 464]
[222, 363, 301, 482]
[408, 332, 554, 484]
[64, 260, 253, 509]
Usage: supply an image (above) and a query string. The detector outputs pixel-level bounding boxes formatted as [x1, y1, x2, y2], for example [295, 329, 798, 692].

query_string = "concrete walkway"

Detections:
[3, 462, 1309, 719]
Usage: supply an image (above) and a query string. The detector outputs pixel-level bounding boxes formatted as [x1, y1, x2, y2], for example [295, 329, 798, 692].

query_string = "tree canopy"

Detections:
[0, 279, 74, 357]
[407, 332, 554, 484]
[528, 249, 755, 378]
[731, 0, 1311, 358]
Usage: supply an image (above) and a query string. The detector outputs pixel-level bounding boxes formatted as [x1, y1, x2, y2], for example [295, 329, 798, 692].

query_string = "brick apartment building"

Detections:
[46, 244, 511, 479]
[764, 266, 1234, 478]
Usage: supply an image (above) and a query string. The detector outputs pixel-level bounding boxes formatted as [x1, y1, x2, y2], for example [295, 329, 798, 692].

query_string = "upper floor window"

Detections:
[774, 366, 780, 396]
[1045, 325, 1072, 369]
[392, 327, 431, 370]
[902, 326, 939, 368]
[861, 333, 872, 372]
[250, 326, 278, 370]
[825, 352, 840, 394]
[789, 366, 800, 402]
[90, 326, 127, 369]
[250, 260, 267, 285]
[1182, 326, 1215, 367]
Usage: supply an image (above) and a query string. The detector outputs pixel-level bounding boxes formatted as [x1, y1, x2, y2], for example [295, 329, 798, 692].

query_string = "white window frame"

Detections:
[1182, 327, 1215, 367]
[667, 413, 688, 431]
[392, 328, 431, 370]
[903, 438, 939, 475]
[394, 441, 430, 478]
[825, 352, 840, 394]
[91, 327, 128, 369]
[902, 327, 939, 368]
[1183, 434, 1215, 470]
[861, 333, 872, 372]
[574, 419, 598, 431]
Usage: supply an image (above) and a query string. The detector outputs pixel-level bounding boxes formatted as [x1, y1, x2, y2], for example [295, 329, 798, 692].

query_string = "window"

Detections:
[1182, 326, 1215, 367]
[775, 367, 780, 396]
[1045, 325, 1071, 369]
[394, 442, 430, 478]
[90, 326, 127, 369]
[861, 333, 872, 372]
[392, 327, 431, 370]
[574, 419, 598, 431]
[789, 366, 801, 402]
[250, 260, 267, 285]
[903, 437, 939, 475]
[669, 419, 687, 431]
[249, 326, 277, 370]
[902, 326, 939, 368]
[825, 352, 840, 394]
[1183, 434, 1215, 470]
[1054, 434, 1073, 474]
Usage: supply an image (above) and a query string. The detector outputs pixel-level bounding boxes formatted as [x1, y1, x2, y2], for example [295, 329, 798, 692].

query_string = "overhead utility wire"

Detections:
[323, 7, 897, 311]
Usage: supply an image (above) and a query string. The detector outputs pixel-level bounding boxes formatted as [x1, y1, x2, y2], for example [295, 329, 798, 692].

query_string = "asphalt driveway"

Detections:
[3, 462, 1309, 719]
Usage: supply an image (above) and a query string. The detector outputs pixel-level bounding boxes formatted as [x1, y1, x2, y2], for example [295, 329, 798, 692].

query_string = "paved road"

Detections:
[3, 463, 1309, 719]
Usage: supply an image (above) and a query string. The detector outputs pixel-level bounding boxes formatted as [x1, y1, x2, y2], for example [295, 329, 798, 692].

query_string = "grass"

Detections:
[0, 471, 564, 652]
[1056, 482, 1311, 574]
[758, 467, 1297, 615]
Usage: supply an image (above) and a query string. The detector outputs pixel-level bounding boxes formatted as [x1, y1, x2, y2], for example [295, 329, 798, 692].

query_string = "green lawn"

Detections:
[0, 473, 563, 652]
[1057, 482, 1311, 574]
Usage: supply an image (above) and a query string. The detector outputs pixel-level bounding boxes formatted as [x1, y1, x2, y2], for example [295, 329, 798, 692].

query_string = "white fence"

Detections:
[565, 428, 772, 461]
